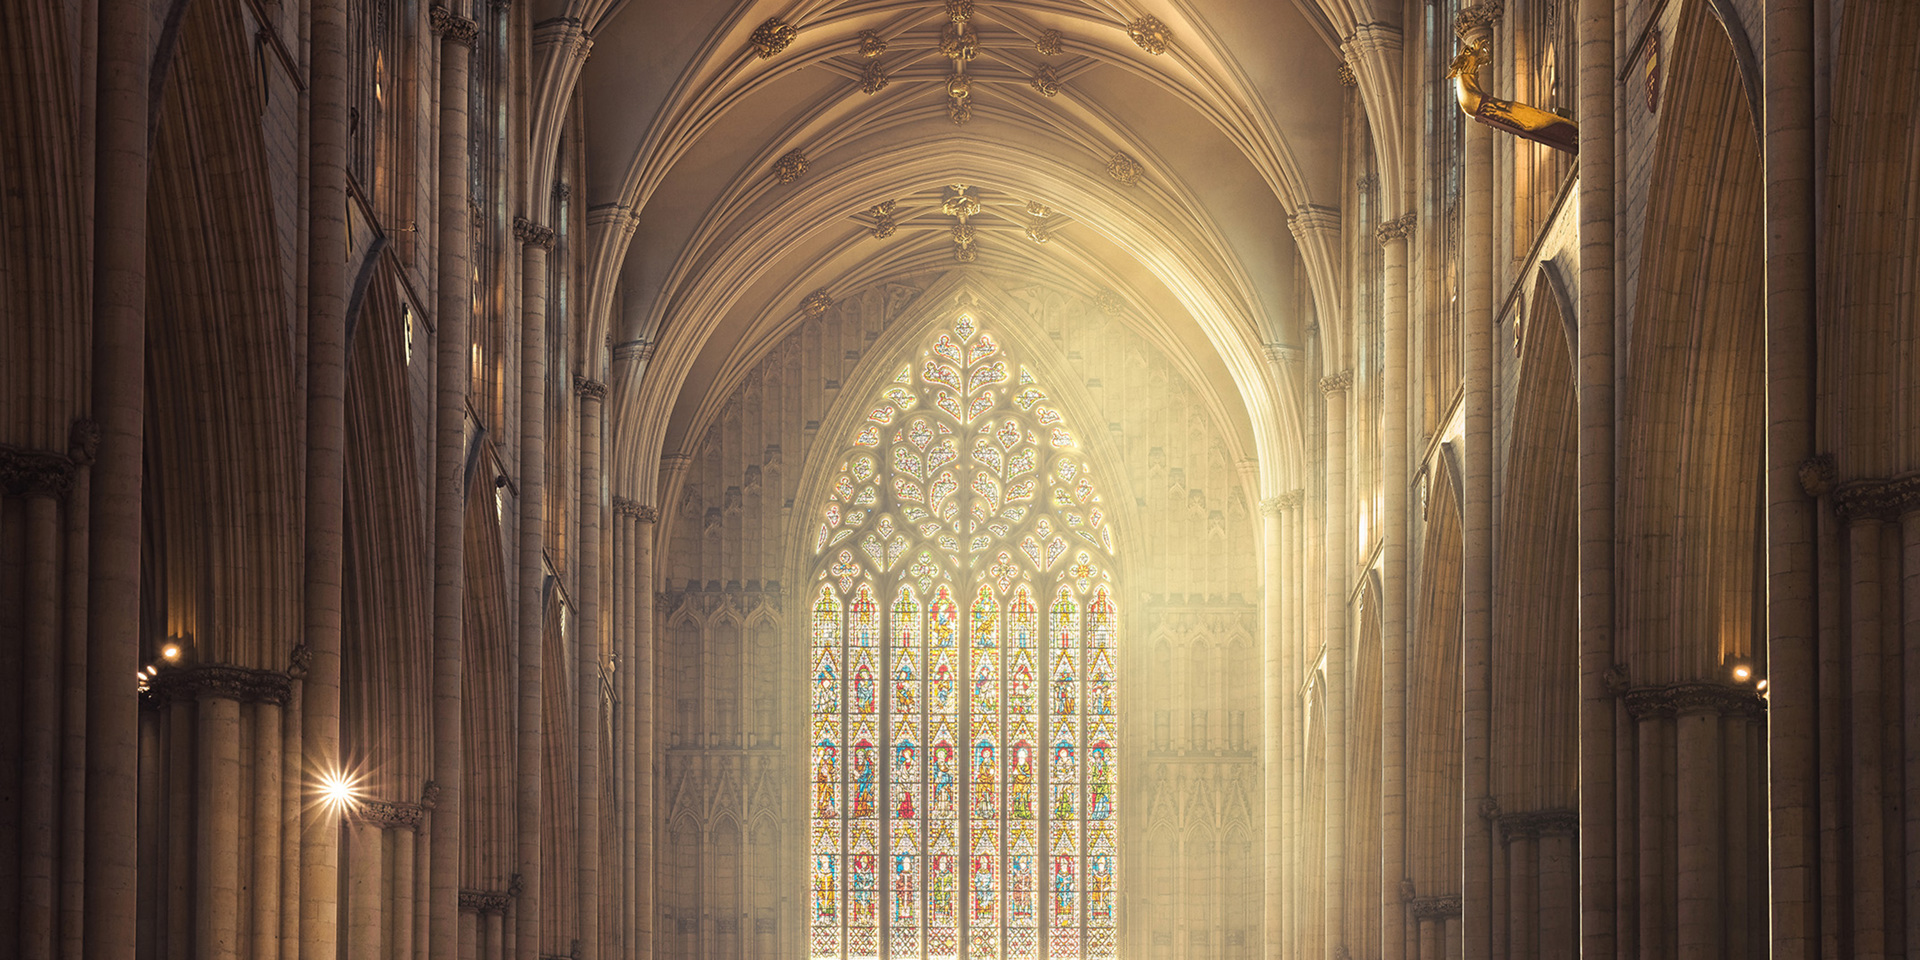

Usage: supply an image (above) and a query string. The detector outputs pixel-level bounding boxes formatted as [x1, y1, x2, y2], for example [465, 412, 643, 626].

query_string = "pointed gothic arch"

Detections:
[803, 311, 1123, 960]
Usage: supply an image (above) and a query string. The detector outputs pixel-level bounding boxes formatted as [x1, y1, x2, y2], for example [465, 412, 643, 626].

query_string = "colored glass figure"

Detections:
[813, 316, 1122, 960]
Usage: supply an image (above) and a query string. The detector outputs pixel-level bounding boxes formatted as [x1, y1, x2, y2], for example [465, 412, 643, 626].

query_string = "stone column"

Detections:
[1454, 7, 1501, 957]
[200, 695, 244, 960]
[85, 0, 151, 950]
[253, 702, 284, 960]
[21, 489, 61, 960]
[349, 819, 387, 960]
[1259, 493, 1285, 960]
[1675, 704, 1723, 959]
[372, 802, 424, 960]
[60, 454, 92, 960]
[1320, 369, 1351, 960]
[577, 376, 607, 960]
[635, 504, 658, 960]
[513, 217, 553, 960]
[301, 0, 352, 948]
[1845, 516, 1887, 956]
[1575, 0, 1620, 953]
[1761, 1, 1819, 956]
[430, 7, 478, 958]
[1377, 213, 1415, 960]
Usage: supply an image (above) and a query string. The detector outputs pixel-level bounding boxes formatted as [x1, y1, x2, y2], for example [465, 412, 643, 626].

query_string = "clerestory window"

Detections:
[809, 314, 1119, 960]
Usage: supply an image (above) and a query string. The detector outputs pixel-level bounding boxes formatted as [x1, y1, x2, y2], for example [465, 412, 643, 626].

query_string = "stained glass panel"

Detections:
[811, 316, 1117, 960]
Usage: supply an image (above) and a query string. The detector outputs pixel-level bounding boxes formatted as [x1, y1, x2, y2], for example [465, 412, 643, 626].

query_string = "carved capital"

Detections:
[748, 17, 796, 59]
[1498, 808, 1579, 843]
[1259, 497, 1285, 517]
[430, 6, 477, 45]
[1797, 453, 1834, 499]
[1337, 62, 1357, 87]
[0, 442, 78, 498]
[574, 376, 607, 402]
[459, 889, 513, 915]
[1454, 2, 1505, 36]
[612, 496, 640, 518]
[1622, 681, 1766, 721]
[1602, 662, 1630, 696]
[1833, 472, 1920, 522]
[1319, 370, 1353, 394]
[1125, 15, 1171, 54]
[1410, 894, 1462, 920]
[1476, 795, 1502, 822]
[145, 664, 294, 707]
[636, 504, 660, 524]
[1105, 153, 1143, 186]
[356, 798, 428, 830]
[69, 418, 100, 465]
[1376, 213, 1417, 245]
[512, 216, 555, 249]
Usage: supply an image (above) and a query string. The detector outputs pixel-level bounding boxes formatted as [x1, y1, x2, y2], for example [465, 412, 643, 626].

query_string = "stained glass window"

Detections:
[812, 316, 1119, 960]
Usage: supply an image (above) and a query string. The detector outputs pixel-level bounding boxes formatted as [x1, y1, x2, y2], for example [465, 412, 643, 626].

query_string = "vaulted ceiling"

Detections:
[573, 0, 1350, 494]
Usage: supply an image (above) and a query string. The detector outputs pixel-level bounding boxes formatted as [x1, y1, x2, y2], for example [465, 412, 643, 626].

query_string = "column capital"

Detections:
[1319, 370, 1353, 394]
[1621, 681, 1766, 721]
[458, 889, 513, 915]
[1409, 894, 1462, 920]
[1832, 470, 1920, 522]
[512, 216, 555, 249]
[574, 376, 608, 402]
[430, 5, 478, 45]
[354, 798, 428, 830]
[143, 664, 294, 707]
[1453, 2, 1504, 37]
[1376, 212, 1417, 245]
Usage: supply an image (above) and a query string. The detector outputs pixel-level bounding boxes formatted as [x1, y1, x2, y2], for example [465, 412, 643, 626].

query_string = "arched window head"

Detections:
[810, 314, 1119, 960]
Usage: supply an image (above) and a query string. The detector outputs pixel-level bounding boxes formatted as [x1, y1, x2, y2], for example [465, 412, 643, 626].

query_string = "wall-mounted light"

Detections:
[318, 769, 362, 816]
[161, 643, 182, 662]
[1725, 656, 1758, 686]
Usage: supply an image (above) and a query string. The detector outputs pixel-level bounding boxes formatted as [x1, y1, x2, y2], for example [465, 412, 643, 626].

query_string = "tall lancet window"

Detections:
[811, 315, 1120, 960]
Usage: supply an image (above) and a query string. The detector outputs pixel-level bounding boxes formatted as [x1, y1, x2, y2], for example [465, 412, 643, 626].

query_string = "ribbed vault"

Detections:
[569, 0, 1350, 505]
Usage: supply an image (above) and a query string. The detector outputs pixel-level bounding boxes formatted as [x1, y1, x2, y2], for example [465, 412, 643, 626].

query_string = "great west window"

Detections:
[809, 315, 1119, 960]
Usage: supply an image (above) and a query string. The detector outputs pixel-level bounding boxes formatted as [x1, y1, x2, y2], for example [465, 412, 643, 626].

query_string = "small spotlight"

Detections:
[319, 771, 362, 814]
[161, 643, 181, 662]
[1756, 679, 1768, 692]
[1732, 664, 1751, 681]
